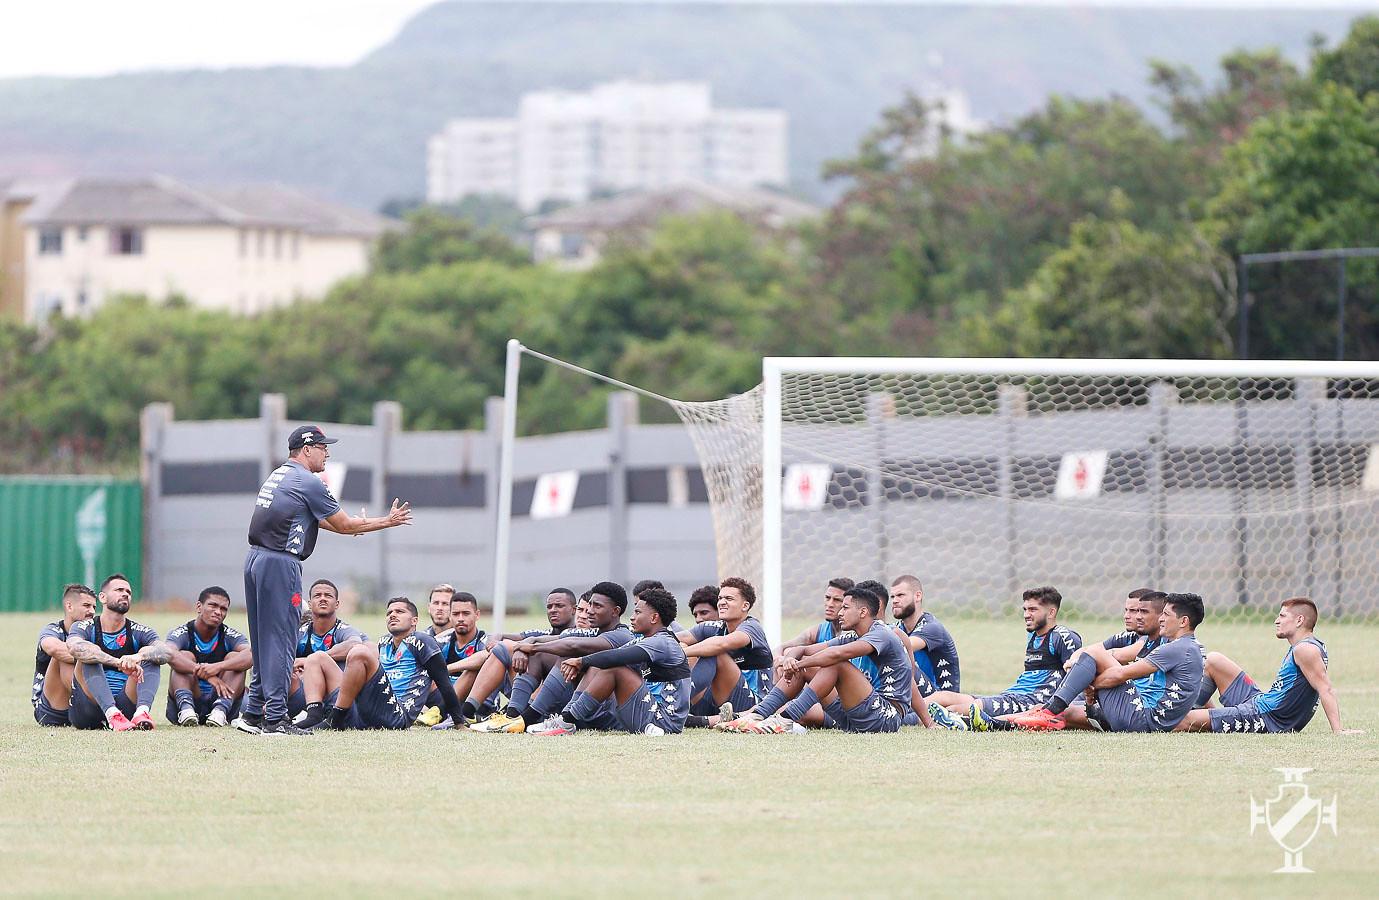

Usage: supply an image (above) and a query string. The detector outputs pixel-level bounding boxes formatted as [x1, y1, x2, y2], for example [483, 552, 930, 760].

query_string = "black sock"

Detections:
[560, 710, 577, 725]
[686, 714, 710, 728]
[1045, 697, 1069, 715]
[329, 706, 349, 728]
[521, 707, 544, 727]
[461, 700, 479, 721]
[299, 702, 325, 727]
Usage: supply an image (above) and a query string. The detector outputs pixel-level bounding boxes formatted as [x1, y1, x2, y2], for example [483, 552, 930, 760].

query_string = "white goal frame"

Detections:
[760, 356, 1379, 647]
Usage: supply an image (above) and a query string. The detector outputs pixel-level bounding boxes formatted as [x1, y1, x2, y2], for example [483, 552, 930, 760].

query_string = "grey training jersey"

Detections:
[828, 621, 914, 709]
[248, 460, 341, 560]
[1139, 635, 1205, 731]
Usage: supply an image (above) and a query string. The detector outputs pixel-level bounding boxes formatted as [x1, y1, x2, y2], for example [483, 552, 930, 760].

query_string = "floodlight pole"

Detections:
[491, 338, 523, 638]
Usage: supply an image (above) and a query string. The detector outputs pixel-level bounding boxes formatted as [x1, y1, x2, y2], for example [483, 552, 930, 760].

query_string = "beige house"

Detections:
[2, 176, 391, 321]
[527, 180, 819, 270]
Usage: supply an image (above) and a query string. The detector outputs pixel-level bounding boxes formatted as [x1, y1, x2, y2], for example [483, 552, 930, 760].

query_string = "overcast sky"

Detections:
[1, 0, 1373, 79]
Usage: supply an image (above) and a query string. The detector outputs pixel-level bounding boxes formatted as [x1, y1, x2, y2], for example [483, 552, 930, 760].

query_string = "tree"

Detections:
[371, 207, 530, 274]
[1312, 15, 1379, 100]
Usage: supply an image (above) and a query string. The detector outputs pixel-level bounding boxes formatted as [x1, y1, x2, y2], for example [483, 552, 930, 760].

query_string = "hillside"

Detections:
[0, 2, 1361, 207]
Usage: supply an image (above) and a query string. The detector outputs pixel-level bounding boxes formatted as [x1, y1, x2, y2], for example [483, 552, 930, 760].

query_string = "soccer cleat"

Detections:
[205, 708, 229, 727]
[715, 712, 761, 732]
[415, 705, 442, 727]
[233, 712, 264, 735]
[106, 710, 135, 732]
[472, 712, 526, 734]
[1005, 707, 1066, 731]
[966, 703, 1012, 732]
[927, 702, 968, 731]
[177, 706, 200, 727]
[130, 709, 155, 730]
[528, 715, 577, 736]
[643, 723, 666, 736]
[717, 701, 734, 724]
[260, 719, 315, 737]
[734, 714, 804, 735]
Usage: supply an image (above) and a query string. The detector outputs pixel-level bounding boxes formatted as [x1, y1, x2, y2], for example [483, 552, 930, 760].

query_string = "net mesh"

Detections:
[675, 371, 1379, 622]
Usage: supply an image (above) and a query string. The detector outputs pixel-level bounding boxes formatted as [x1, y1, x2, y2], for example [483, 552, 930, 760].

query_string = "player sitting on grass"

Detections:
[1007, 592, 1204, 733]
[539, 587, 693, 735]
[1049, 589, 1168, 729]
[726, 585, 913, 734]
[778, 577, 852, 653]
[679, 577, 774, 726]
[296, 597, 465, 731]
[888, 574, 961, 696]
[461, 588, 582, 731]
[165, 586, 253, 726]
[418, 591, 488, 725]
[67, 573, 174, 731]
[499, 583, 634, 735]
[1176, 598, 1357, 734]
[422, 583, 456, 638]
[32, 583, 97, 727]
[687, 584, 721, 624]
[926, 586, 1081, 731]
[280, 579, 369, 725]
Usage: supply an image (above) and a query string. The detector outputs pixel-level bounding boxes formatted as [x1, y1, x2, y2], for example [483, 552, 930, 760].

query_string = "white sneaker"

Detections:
[527, 715, 577, 736]
[177, 706, 200, 727]
[642, 723, 666, 736]
[205, 707, 229, 727]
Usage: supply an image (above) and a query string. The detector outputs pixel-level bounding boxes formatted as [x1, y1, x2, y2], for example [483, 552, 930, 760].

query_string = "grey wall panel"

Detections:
[163, 420, 262, 459]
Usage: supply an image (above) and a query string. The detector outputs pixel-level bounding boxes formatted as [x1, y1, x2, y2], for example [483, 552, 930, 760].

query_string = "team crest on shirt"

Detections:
[323, 634, 334, 648]
[291, 592, 302, 608]
[115, 633, 127, 647]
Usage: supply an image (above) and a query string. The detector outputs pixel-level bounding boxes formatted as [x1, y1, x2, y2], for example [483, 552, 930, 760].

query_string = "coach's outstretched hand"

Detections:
[386, 498, 413, 528]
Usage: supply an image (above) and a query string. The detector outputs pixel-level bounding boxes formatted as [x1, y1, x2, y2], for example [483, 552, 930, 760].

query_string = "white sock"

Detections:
[134, 705, 149, 717]
[104, 707, 120, 721]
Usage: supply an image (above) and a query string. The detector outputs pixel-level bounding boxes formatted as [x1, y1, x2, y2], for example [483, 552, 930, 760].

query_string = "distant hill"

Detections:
[0, 2, 1361, 208]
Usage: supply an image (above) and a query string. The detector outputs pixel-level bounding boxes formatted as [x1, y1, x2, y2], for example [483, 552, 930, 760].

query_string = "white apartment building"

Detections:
[4, 176, 391, 321]
[427, 81, 788, 211]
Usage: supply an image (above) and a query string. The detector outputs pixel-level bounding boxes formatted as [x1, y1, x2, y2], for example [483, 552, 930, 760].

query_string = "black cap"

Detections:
[288, 425, 338, 451]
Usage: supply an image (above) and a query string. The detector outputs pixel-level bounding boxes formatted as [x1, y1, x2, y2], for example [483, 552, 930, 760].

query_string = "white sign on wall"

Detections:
[318, 462, 348, 499]
[782, 463, 832, 511]
[1362, 444, 1379, 492]
[531, 470, 580, 519]
[1055, 451, 1108, 500]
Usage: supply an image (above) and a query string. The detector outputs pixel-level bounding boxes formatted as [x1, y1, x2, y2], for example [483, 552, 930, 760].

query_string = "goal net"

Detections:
[674, 358, 1379, 641]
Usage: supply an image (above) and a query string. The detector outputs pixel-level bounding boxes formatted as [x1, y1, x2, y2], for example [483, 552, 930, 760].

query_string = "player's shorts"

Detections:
[691, 671, 770, 716]
[901, 709, 922, 727]
[615, 689, 685, 734]
[328, 671, 426, 730]
[1206, 671, 1280, 733]
[1220, 671, 1262, 708]
[573, 696, 620, 731]
[164, 686, 243, 725]
[1093, 682, 1154, 733]
[978, 688, 1051, 717]
[288, 683, 308, 717]
[33, 695, 70, 727]
[822, 692, 905, 734]
[914, 669, 936, 697]
[69, 681, 135, 730]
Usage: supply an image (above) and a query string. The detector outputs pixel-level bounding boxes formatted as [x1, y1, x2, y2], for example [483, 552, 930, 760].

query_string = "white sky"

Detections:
[1, 0, 1373, 79]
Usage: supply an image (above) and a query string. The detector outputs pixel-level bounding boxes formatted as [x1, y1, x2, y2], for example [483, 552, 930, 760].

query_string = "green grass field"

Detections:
[1, 609, 1376, 898]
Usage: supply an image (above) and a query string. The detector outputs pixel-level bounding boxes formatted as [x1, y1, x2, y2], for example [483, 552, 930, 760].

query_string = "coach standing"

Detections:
[235, 425, 412, 736]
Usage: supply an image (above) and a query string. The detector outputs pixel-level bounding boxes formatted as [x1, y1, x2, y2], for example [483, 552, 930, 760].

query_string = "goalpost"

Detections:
[493, 344, 1379, 644]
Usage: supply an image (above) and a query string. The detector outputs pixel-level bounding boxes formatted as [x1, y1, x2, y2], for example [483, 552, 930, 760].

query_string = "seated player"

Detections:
[686, 585, 721, 624]
[422, 583, 457, 637]
[925, 586, 1081, 730]
[1098, 587, 1157, 657]
[727, 585, 913, 734]
[1177, 597, 1357, 734]
[542, 587, 693, 735]
[276, 579, 368, 725]
[66, 573, 174, 731]
[32, 584, 98, 727]
[679, 577, 774, 724]
[297, 597, 466, 730]
[165, 586, 253, 726]
[1007, 592, 1204, 733]
[889, 574, 960, 695]
[420, 591, 488, 723]
[462, 587, 581, 730]
[513, 582, 635, 735]
[778, 576, 851, 652]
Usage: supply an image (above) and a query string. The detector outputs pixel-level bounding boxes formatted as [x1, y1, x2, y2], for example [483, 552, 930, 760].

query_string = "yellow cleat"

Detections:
[472, 711, 526, 733]
[415, 706, 442, 727]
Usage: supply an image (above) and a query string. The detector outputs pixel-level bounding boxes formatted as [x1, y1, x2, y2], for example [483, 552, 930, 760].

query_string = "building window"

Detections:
[291, 232, 300, 260]
[38, 227, 63, 255]
[110, 227, 143, 255]
[273, 230, 282, 259]
[77, 226, 88, 242]
[238, 229, 248, 258]
[256, 230, 265, 258]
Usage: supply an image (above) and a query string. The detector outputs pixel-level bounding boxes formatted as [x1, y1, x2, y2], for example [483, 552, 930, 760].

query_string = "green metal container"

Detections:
[0, 478, 142, 612]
